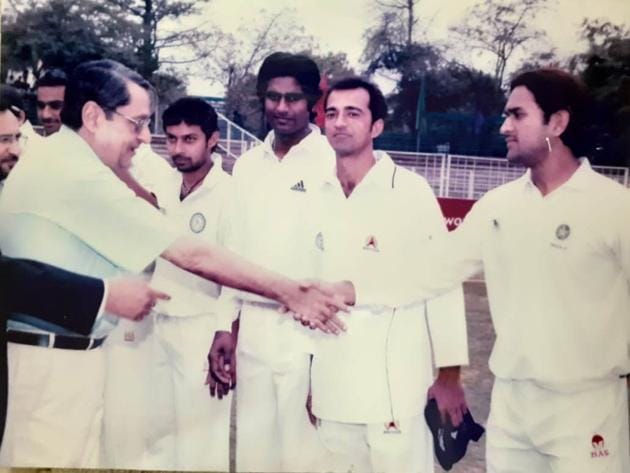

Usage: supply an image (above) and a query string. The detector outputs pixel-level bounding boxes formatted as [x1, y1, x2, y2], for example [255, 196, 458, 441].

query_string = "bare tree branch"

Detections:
[450, 0, 551, 84]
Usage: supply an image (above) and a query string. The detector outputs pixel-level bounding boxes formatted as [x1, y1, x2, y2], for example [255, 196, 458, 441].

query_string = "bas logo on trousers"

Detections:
[591, 434, 610, 458]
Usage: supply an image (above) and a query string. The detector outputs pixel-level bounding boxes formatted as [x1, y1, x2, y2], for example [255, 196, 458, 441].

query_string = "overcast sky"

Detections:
[182, 0, 630, 95]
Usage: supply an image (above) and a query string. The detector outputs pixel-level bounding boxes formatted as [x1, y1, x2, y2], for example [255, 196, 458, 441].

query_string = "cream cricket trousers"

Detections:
[487, 377, 630, 473]
[0, 342, 105, 468]
[143, 313, 230, 471]
[317, 415, 433, 473]
[101, 317, 153, 469]
[235, 350, 325, 472]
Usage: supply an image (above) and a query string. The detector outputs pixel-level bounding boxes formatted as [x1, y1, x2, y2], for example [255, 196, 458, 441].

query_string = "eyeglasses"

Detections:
[36, 100, 64, 111]
[112, 111, 151, 134]
[264, 91, 306, 104]
[0, 133, 27, 147]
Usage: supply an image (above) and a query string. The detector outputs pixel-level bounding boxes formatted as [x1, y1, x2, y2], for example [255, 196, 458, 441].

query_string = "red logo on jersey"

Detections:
[363, 235, 379, 252]
[591, 434, 609, 458]
[383, 420, 400, 434]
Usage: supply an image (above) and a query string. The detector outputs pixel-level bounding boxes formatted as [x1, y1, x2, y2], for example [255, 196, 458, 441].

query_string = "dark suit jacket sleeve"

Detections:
[0, 255, 105, 336]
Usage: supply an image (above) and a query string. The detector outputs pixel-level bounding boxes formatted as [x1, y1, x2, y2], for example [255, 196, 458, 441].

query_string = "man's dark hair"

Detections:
[61, 59, 155, 130]
[0, 85, 24, 118]
[256, 52, 322, 111]
[510, 68, 589, 156]
[162, 97, 218, 140]
[35, 69, 67, 89]
[324, 76, 388, 123]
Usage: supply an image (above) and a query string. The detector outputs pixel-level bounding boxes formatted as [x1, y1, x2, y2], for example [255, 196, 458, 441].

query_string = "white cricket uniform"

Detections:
[217, 125, 335, 472]
[311, 152, 468, 473]
[141, 155, 232, 471]
[100, 144, 177, 469]
[353, 158, 630, 472]
[19, 120, 44, 148]
[0, 126, 179, 468]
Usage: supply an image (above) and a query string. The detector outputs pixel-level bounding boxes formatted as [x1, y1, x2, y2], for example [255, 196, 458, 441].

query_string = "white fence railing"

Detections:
[216, 111, 261, 160]
[385, 150, 629, 199]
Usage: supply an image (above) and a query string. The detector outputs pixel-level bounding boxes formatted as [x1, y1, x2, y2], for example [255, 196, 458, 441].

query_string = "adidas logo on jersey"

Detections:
[290, 180, 306, 192]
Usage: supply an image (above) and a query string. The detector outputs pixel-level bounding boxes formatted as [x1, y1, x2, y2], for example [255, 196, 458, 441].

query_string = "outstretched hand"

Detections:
[278, 280, 350, 334]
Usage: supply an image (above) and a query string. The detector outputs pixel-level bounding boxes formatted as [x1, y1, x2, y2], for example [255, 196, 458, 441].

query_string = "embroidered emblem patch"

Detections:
[315, 232, 324, 251]
[591, 434, 610, 458]
[290, 180, 306, 192]
[190, 212, 206, 233]
[555, 224, 570, 240]
[124, 331, 135, 342]
[363, 235, 379, 252]
[383, 420, 401, 434]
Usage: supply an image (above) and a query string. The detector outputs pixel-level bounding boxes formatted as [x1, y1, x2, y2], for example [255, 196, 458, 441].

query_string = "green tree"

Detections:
[106, 0, 212, 79]
[451, 0, 551, 85]
[1, 0, 139, 81]
[1, 0, 212, 96]
[359, 0, 503, 155]
[574, 19, 630, 167]
[308, 51, 355, 83]
[372, 0, 421, 47]
[362, 0, 429, 82]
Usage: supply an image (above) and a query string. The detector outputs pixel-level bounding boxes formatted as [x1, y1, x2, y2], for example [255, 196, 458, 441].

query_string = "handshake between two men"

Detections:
[206, 279, 356, 398]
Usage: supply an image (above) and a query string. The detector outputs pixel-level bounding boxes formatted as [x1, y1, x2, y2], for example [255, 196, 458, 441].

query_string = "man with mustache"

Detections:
[310, 76, 468, 473]
[0, 59, 345, 468]
[209, 52, 340, 472]
[0, 118, 20, 194]
[146, 97, 233, 470]
[35, 69, 66, 136]
[332, 68, 630, 473]
[0, 86, 28, 192]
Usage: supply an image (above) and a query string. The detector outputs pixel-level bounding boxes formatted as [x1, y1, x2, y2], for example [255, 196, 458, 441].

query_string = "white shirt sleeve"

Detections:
[1, 141, 180, 273]
[213, 178, 243, 332]
[90, 278, 119, 336]
[214, 288, 242, 332]
[352, 178, 484, 308]
[426, 286, 469, 367]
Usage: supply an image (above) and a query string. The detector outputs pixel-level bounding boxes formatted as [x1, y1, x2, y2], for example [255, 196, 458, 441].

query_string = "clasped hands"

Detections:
[280, 279, 355, 335]
[207, 279, 355, 398]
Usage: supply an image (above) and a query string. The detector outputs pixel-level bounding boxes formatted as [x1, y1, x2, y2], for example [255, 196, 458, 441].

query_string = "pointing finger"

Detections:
[151, 289, 171, 301]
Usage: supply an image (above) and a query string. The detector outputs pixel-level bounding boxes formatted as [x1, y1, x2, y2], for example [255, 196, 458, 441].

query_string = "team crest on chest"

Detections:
[190, 212, 206, 233]
[555, 224, 570, 240]
[315, 231, 325, 251]
[363, 235, 379, 252]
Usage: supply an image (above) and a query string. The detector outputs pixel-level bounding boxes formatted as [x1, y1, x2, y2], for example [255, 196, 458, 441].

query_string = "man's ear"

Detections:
[371, 118, 384, 139]
[548, 109, 570, 138]
[206, 130, 220, 152]
[17, 109, 26, 125]
[81, 101, 104, 133]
